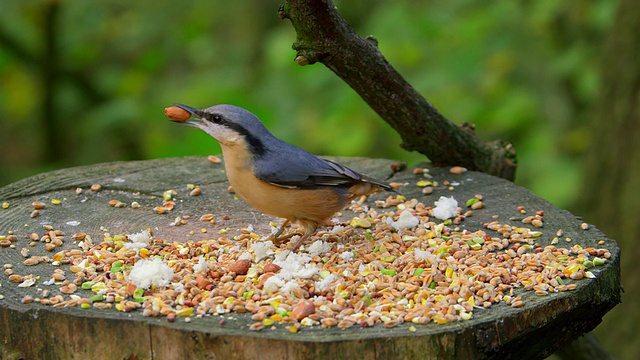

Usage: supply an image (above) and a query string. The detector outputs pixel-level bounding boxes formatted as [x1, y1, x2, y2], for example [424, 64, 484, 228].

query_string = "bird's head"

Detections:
[171, 104, 270, 155]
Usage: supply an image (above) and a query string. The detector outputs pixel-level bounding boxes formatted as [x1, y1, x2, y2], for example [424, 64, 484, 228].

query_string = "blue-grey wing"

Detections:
[253, 148, 363, 189]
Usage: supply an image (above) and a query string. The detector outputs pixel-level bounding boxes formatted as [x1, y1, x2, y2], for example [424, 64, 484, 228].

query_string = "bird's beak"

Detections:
[172, 103, 202, 127]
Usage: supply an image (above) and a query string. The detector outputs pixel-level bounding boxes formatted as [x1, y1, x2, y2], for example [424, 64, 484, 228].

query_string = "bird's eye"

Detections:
[205, 114, 223, 124]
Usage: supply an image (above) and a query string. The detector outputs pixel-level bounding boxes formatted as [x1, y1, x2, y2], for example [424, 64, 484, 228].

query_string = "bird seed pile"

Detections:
[0, 171, 611, 333]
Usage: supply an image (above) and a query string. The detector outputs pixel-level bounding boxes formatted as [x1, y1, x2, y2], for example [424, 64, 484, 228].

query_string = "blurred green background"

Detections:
[0, 0, 614, 209]
[0, 0, 627, 358]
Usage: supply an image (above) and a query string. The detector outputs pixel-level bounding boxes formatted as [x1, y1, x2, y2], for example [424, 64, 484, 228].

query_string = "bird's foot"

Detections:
[271, 231, 304, 246]
[269, 219, 290, 242]
[289, 233, 311, 252]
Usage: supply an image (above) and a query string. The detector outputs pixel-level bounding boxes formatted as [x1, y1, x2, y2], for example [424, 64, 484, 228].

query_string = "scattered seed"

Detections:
[60, 283, 78, 294]
[264, 263, 281, 273]
[389, 161, 406, 173]
[0, 190, 613, 333]
[291, 300, 315, 321]
[228, 259, 251, 275]
[32, 201, 45, 210]
[90, 184, 102, 192]
[200, 214, 214, 222]
[337, 319, 355, 329]
[163, 190, 176, 202]
[570, 270, 585, 280]
[389, 182, 406, 189]
[350, 217, 371, 228]
[163, 201, 176, 211]
[51, 272, 65, 281]
[321, 318, 338, 327]
[449, 166, 467, 175]
[23, 257, 40, 266]
[470, 201, 484, 210]
[207, 155, 222, 164]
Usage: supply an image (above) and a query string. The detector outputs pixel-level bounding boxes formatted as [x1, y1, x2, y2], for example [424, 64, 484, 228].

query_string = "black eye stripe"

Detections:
[204, 113, 224, 124]
[203, 112, 266, 156]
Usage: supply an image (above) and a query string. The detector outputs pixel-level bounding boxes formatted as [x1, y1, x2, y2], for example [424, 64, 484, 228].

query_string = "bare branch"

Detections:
[281, 0, 517, 180]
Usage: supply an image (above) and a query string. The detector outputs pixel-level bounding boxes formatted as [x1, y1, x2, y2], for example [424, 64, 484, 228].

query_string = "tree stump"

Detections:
[0, 157, 620, 359]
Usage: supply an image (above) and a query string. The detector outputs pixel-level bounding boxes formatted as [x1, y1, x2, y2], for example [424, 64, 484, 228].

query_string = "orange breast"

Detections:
[221, 144, 347, 224]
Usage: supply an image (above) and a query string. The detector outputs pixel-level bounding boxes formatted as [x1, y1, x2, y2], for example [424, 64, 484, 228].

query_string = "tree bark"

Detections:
[0, 157, 621, 360]
[280, 0, 517, 181]
[575, 0, 640, 358]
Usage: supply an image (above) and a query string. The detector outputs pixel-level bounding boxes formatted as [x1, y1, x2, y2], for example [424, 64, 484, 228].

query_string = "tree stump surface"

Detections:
[0, 156, 620, 360]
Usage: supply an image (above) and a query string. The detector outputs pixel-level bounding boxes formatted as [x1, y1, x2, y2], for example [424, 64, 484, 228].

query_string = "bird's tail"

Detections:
[347, 177, 395, 201]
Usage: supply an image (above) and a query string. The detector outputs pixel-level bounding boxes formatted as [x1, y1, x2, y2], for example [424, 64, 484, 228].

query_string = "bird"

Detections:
[168, 103, 394, 251]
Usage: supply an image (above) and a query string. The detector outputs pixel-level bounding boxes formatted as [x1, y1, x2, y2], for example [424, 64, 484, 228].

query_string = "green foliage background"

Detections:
[0, 0, 614, 210]
[0, 0, 627, 357]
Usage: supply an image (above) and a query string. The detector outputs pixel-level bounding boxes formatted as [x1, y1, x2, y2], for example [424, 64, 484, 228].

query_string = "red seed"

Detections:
[164, 106, 190, 121]
[264, 263, 281, 274]
[207, 155, 222, 164]
[291, 300, 316, 321]
[167, 312, 176, 322]
[195, 273, 212, 289]
[228, 259, 251, 275]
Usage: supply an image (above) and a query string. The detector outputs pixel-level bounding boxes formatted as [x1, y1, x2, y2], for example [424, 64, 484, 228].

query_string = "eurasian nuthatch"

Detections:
[170, 104, 393, 251]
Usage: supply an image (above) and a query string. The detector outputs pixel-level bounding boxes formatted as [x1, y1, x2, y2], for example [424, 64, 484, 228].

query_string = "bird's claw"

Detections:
[270, 229, 303, 246]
